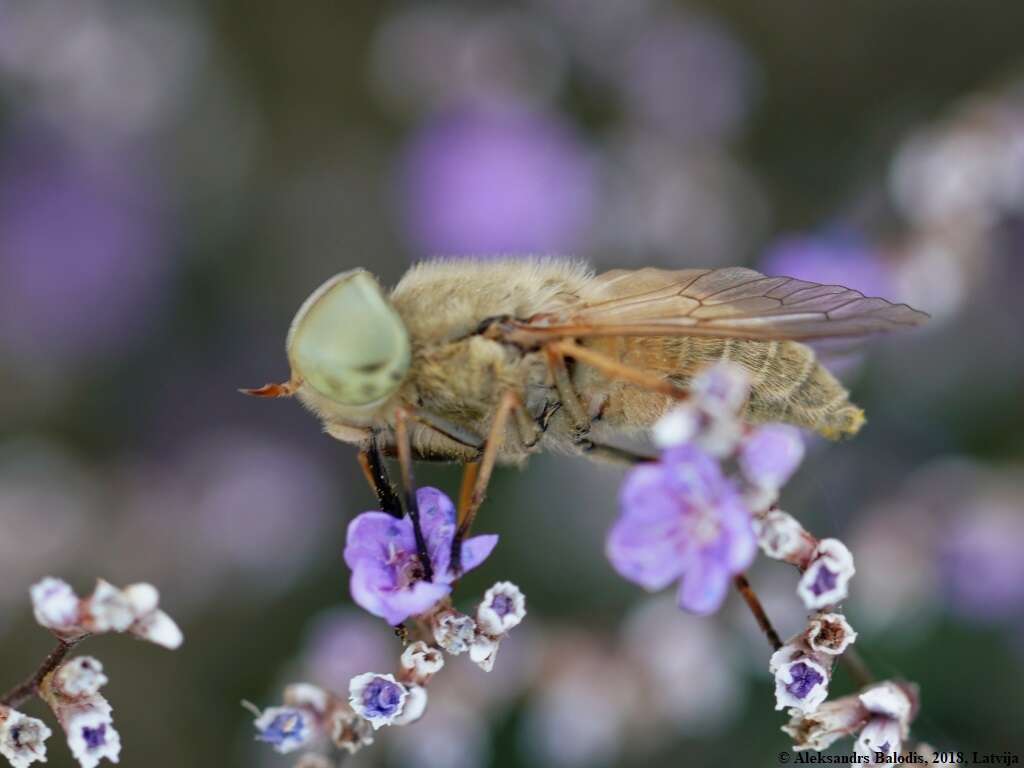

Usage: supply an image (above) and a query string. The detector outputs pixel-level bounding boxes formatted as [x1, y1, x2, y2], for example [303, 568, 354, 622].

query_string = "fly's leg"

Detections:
[544, 339, 689, 460]
[456, 461, 481, 525]
[580, 441, 657, 466]
[545, 346, 593, 448]
[450, 390, 535, 574]
[394, 408, 435, 583]
[546, 339, 691, 401]
[357, 432, 403, 518]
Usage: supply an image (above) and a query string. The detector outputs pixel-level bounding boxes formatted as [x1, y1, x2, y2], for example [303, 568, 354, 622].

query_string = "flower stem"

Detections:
[839, 646, 875, 689]
[0, 637, 83, 708]
[733, 573, 783, 651]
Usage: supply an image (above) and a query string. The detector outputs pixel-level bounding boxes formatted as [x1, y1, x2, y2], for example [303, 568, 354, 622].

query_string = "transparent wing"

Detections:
[510, 266, 929, 343]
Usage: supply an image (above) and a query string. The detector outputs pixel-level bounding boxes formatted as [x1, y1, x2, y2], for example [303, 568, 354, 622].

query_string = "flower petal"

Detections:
[344, 512, 413, 571]
[677, 558, 731, 615]
[416, 487, 456, 576]
[458, 534, 499, 575]
[378, 581, 452, 626]
[348, 561, 395, 621]
[661, 445, 726, 503]
[619, 464, 684, 524]
[719, 499, 757, 571]
[606, 515, 686, 591]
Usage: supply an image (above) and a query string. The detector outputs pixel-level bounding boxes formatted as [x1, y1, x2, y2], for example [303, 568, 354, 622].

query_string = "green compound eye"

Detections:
[287, 270, 410, 406]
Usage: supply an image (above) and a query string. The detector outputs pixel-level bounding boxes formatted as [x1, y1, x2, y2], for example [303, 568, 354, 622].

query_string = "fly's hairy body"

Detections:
[320, 258, 863, 463]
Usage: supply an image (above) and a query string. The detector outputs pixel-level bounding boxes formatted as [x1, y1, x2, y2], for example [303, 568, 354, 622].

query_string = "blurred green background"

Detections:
[1, 1, 1023, 766]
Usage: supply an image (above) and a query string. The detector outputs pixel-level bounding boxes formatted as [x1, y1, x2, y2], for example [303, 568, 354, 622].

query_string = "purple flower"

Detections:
[343, 487, 498, 625]
[348, 673, 408, 729]
[251, 706, 313, 754]
[606, 445, 756, 615]
[398, 104, 596, 255]
[770, 644, 831, 713]
[854, 682, 915, 760]
[797, 539, 856, 610]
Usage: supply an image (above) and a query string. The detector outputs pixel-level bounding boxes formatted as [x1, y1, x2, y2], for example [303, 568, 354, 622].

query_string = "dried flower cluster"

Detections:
[608, 362, 924, 759]
[30, 578, 183, 650]
[0, 577, 182, 768]
[250, 571, 527, 765]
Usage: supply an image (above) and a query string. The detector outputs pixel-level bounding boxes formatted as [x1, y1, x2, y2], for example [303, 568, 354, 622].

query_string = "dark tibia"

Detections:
[579, 440, 657, 466]
[393, 416, 435, 584]
[366, 434, 403, 518]
[402, 479, 434, 584]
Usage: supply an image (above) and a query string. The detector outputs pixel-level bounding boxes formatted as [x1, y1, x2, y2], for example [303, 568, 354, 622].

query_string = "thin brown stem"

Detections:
[1, 637, 84, 709]
[839, 646, 875, 689]
[733, 573, 783, 651]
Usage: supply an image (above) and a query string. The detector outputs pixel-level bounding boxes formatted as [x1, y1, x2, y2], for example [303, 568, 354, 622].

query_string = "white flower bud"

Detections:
[0, 706, 52, 768]
[399, 641, 444, 683]
[391, 685, 428, 726]
[797, 538, 856, 610]
[46, 695, 121, 768]
[855, 716, 902, 760]
[805, 613, 858, 656]
[781, 694, 868, 751]
[84, 580, 135, 633]
[853, 682, 916, 761]
[469, 634, 501, 672]
[30, 578, 81, 634]
[331, 709, 374, 755]
[122, 583, 159, 615]
[129, 609, 183, 650]
[859, 682, 913, 724]
[476, 582, 527, 636]
[51, 657, 108, 699]
[754, 509, 817, 565]
[432, 610, 476, 655]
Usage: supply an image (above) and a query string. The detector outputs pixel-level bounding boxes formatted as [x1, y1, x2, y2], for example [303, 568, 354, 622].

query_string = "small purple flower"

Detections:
[252, 706, 312, 754]
[797, 539, 856, 610]
[0, 708, 51, 768]
[606, 445, 756, 615]
[348, 673, 408, 730]
[771, 644, 830, 713]
[343, 487, 498, 625]
[854, 681, 914, 759]
[476, 581, 527, 636]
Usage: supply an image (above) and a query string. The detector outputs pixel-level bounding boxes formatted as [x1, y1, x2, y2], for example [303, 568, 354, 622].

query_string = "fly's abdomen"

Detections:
[585, 336, 863, 439]
[736, 340, 864, 439]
